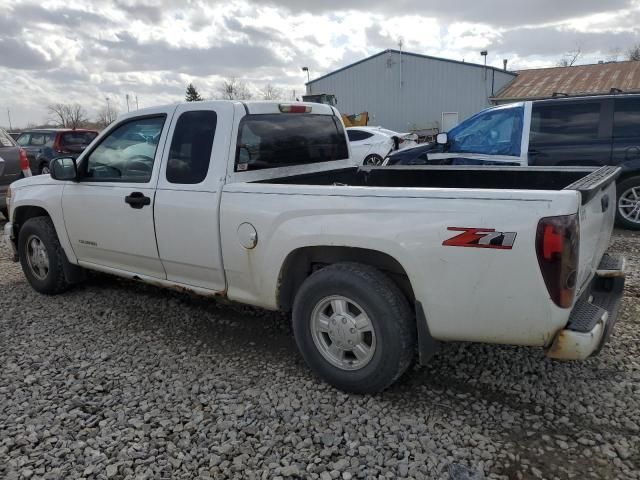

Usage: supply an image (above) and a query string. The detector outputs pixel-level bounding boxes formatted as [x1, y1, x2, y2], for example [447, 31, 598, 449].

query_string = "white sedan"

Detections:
[346, 127, 418, 166]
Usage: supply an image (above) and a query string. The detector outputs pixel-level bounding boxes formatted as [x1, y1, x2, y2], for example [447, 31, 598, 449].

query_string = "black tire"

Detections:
[363, 154, 384, 166]
[18, 216, 70, 294]
[292, 262, 416, 393]
[1, 207, 8, 220]
[39, 162, 50, 175]
[615, 176, 640, 230]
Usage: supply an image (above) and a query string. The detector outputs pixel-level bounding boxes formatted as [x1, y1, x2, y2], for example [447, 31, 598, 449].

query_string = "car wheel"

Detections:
[292, 262, 416, 393]
[18, 217, 71, 294]
[363, 154, 384, 166]
[616, 176, 640, 230]
[40, 163, 50, 175]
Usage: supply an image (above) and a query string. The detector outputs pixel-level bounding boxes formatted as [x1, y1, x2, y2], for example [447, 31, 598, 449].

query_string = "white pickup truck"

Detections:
[4, 101, 626, 393]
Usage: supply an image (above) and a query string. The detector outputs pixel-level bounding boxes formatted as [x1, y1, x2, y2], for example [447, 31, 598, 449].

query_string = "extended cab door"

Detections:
[61, 111, 173, 278]
[153, 102, 235, 292]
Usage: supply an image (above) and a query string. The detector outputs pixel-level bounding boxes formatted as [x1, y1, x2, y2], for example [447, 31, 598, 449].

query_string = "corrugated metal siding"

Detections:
[493, 61, 640, 102]
[307, 51, 516, 132]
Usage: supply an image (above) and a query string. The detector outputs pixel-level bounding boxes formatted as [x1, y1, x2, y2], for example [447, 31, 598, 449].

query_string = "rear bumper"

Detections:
[546, 254, 625, 360]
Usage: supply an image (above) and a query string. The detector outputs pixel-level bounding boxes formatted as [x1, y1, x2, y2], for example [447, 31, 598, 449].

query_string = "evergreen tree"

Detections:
[185, 83, 203, 102]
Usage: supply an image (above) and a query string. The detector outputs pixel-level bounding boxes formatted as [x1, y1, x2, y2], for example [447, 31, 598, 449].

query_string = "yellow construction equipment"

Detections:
[302, 93, 369, 127]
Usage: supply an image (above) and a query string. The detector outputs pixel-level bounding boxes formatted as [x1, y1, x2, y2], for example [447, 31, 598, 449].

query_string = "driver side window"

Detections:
[449, 106, 523, 157]
[84, 116, 166, 183]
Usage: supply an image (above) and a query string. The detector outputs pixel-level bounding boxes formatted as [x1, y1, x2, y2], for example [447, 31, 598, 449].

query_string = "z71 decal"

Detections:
[443, 227, 517, 250]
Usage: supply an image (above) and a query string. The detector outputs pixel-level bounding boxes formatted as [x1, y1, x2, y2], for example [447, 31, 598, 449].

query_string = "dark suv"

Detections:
[16, 129, 99, 174]
[386, 93, 640, 229]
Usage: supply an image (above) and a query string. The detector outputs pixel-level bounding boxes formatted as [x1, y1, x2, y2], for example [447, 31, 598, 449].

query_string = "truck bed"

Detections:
[257, 165, 616, 198]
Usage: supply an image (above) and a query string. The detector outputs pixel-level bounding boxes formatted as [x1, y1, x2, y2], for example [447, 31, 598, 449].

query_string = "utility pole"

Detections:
[481, 50, 488, 81]
[105, 97, 111, 123]
[125, 94, 130, 113]
[398, 38, 404, 89]
[7, 108, 12, 131]
[135, 95, 139, 110]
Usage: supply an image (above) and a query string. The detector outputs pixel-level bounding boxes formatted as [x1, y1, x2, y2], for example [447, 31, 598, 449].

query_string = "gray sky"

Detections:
[1, 0, 639, 127]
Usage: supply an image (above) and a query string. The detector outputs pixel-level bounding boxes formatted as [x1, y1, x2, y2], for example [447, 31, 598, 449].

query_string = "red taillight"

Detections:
[536, 214, 579, 308]
[19, 148, 30, 171]
[279, 104, 312, 113]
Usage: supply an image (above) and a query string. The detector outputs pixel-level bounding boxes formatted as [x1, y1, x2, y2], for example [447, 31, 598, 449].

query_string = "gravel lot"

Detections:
[1, 218, 639, 480]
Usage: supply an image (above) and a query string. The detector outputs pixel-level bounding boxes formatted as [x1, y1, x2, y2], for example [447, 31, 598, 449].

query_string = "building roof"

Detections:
[493, 61, 640, 101]
[307, 49, 516, 85]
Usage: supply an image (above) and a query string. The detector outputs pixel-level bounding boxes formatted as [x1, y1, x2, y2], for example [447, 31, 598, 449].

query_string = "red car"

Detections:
[16, 129, 99, 174]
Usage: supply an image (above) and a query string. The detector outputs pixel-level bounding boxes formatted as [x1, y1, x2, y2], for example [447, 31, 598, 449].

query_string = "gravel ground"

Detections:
[1, 219, 639, 480]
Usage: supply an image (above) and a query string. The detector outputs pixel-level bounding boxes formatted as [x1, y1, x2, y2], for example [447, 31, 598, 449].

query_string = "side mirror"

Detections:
[50, 157, 77, 181]
[436, 132, 448, 145]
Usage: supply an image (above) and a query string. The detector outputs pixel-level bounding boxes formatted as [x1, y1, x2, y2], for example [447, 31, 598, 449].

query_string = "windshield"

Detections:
[447, 105, 524, 156]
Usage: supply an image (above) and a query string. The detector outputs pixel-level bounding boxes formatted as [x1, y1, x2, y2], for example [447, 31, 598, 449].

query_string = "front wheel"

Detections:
[292, 263, 416, 393]
[40, 163, 50, 175]
[616, 176, 640, 230]
[363, 154, 384, 166]
[18, 217, 71, 294]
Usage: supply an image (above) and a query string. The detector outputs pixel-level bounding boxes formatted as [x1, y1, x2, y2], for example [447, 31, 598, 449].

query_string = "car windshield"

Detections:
[447, 105, 524, 156]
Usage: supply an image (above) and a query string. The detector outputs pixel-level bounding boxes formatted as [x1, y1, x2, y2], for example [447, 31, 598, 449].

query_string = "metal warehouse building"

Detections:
[306, 49, 517, 134]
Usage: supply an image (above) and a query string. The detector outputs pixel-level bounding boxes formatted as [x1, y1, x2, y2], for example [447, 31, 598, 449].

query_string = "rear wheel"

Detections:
[292, 262, 416, 393]
[616, 176, 640, 230]
[18, 217, 70, 294]
[363, 154, 384, 166]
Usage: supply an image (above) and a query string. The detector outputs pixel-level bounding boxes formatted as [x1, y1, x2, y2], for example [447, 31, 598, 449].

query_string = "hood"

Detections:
[11, 173, 56, 189]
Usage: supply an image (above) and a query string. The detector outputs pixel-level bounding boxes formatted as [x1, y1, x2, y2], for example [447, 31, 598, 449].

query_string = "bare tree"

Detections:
[47, 103, 88, 128]
[217, 78, 253, 100]
[95, 104, 119, 129]
[628, 43, 640, 61]
[67, 104, 88, 129]
[557, 46, 582, 67]
[47, 103, 68, 128]
[261, 83, 282, 100]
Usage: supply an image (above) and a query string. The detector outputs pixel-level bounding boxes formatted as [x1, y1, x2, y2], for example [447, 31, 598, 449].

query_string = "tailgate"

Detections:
[565, 166, 620, 297]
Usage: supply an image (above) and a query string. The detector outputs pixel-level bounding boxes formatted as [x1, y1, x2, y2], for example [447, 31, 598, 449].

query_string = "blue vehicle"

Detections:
[385, 94, 640, 229]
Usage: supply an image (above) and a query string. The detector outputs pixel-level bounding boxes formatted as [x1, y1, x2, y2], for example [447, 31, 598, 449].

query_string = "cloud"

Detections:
[0, 38, 52, 69]
[244, 0, 634, 26]
[95, 31, 287, 76]
[0, 0, 639, 128]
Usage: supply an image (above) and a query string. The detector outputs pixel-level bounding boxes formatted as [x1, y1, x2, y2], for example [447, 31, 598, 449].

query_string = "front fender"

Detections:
[11, 183, 77, 264]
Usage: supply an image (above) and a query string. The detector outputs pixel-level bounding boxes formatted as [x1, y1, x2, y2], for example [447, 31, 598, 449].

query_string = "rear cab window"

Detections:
[167, 111, 217, 184]
[235, 113, 349, 171]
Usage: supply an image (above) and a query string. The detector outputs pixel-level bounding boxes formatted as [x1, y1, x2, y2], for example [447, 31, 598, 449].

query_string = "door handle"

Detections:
[125, 192, 151, 209]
